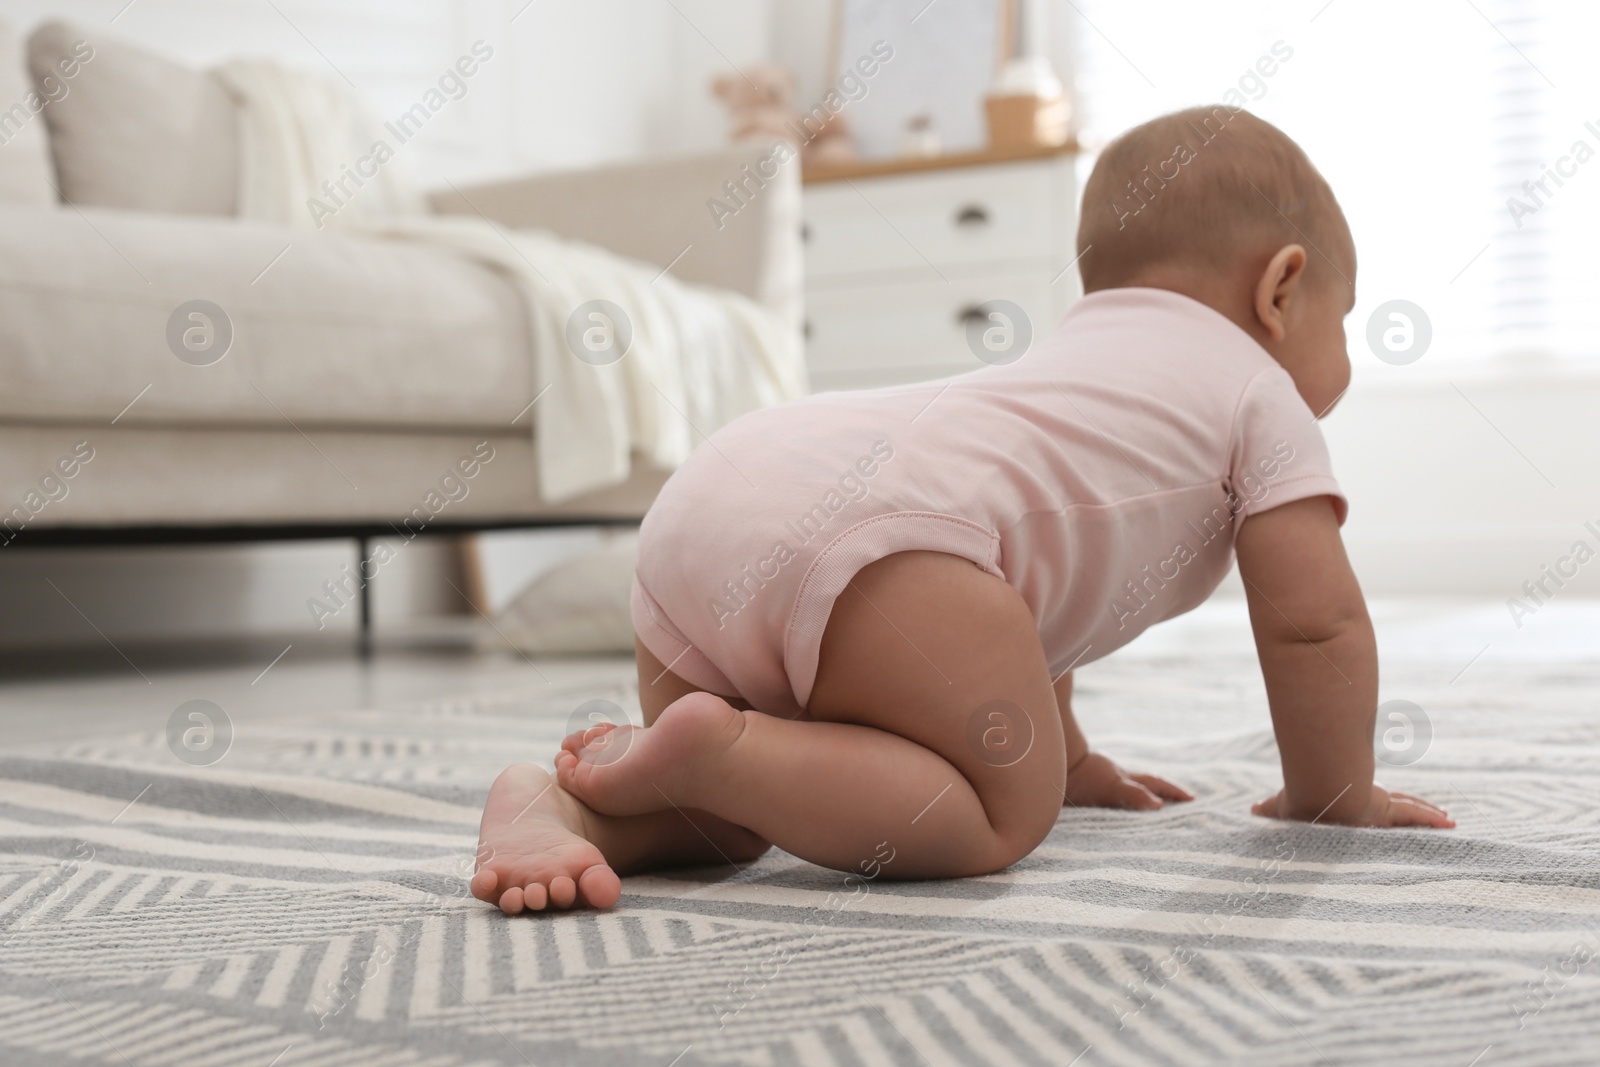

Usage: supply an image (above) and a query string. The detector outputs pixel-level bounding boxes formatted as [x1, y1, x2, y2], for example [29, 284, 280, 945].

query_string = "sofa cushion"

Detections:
[0, 19, 55, 205]
[28, 20, 237, 215]
[0, 203, 534, 429]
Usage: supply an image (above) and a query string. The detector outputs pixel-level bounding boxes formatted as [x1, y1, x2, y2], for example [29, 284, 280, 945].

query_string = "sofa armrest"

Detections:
[428, 146, 802, 336]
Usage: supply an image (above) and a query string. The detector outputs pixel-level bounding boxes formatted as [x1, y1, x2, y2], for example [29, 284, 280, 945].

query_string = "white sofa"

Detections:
[0, 21, 802, 542]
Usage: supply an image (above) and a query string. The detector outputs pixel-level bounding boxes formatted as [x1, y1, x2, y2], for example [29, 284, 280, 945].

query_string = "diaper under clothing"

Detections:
[631, 287, 1346, 718]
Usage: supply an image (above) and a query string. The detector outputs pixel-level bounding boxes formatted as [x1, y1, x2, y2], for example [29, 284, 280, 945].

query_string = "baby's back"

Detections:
[634, 287, 1342, 716]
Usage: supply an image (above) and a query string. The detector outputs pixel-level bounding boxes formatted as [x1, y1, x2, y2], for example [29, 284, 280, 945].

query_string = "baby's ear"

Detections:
[1253, 243, 1309, 341]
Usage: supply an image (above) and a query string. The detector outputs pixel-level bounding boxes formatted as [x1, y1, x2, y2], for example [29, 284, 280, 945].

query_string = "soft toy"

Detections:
[711, 65, 796, 145]
[710, 65, 858, 168]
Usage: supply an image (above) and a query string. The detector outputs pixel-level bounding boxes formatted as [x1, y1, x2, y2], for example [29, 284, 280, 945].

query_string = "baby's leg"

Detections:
[471, 641, 768, 914]
[561, 552, 1068, 879]
[470, 761, 770, 913]
[629, 639, 774, 859]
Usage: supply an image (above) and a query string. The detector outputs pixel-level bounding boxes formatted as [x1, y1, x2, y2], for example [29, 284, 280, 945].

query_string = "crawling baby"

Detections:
[471, 106, 1453, 914]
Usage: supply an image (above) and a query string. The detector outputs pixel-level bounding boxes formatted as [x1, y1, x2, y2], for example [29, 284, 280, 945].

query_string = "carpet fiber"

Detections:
[3, 615, 1599, 1066]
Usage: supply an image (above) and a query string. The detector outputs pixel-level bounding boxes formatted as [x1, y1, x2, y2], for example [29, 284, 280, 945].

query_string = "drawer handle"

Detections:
[954, 204, 991, 227]
[801, 222, 812, 243]
[957, 305, 989, 326]
[803, 318, 813, 340]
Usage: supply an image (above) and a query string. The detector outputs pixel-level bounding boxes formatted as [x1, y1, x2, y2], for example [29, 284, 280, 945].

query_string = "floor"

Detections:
[3, 593, 1594, 748]
[0, 633, 628, 748]
[2, 596, 1597, 1066]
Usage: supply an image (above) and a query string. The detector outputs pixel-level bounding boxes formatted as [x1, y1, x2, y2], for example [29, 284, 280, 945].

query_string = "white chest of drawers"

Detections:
[801, 145, 1082, 392]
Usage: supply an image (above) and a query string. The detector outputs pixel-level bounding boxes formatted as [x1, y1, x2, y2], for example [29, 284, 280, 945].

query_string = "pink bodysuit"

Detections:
[631, 287, 1346, 718]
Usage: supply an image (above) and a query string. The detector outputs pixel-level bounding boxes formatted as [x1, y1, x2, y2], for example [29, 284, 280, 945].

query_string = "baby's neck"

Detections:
[1095, 273, 1265, 347]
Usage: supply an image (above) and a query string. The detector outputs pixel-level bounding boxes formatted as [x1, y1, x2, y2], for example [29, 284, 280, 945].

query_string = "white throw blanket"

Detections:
[215, 61, 427, 228]
[216, 60, 804, 502]
[369, 217, 804, 501]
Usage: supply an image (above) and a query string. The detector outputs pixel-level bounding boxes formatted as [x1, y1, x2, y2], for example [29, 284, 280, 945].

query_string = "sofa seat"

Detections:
[0, 423, 666, 528]
[0, 204, 535, 431]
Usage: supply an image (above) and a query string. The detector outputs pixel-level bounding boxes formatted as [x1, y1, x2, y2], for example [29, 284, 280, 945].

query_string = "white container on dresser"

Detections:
[800, 144, 1081, 393]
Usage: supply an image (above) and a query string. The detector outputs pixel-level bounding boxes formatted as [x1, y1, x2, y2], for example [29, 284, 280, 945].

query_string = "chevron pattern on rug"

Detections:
[3, 652, 1598, 1066]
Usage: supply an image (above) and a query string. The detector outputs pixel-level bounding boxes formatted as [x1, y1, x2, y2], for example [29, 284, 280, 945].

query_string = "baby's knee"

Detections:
[983, 780, 1063, 872]
[930, 782, 1061, 878]
[726, 833, 772, 864]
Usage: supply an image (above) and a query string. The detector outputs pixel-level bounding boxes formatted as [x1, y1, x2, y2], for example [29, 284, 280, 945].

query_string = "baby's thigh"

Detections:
[808, 551, 1066, 841]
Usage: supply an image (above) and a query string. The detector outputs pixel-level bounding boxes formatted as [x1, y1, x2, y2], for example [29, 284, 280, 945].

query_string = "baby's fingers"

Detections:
[1131, 773, 1194, 803]
[1385, 792, 1455, 829]
[1117, 778, 1164, 811]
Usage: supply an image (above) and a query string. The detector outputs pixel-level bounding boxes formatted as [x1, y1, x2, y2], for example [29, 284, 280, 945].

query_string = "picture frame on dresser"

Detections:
[829, 0, 1016, 160]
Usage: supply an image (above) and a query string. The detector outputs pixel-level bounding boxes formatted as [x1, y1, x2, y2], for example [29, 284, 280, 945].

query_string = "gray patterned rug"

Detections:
[3, 622, 1599, 1066]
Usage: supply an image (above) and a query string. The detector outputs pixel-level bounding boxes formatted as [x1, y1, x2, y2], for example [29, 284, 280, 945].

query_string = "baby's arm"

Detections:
[1236, 496, 1453, 828]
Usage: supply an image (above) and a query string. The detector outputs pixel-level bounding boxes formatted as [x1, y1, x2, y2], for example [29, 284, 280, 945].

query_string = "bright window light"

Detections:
[1068, 0, 1600, 369]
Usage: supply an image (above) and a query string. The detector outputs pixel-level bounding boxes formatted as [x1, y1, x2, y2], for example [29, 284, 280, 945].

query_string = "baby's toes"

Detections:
[561, 724, 616, 758]
[497, 885, 525, 915]
[557, 748, 605, 800]
[548, 876, 578, 909]
[578, 865, 622, 909]
[470, 867, 499, 903]
[521, 881, 549, 911]
[555, 749, 582, 791]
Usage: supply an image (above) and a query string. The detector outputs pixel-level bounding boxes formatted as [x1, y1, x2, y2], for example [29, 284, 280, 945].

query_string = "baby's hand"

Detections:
[1251, 783, 1455, 828]
[1063, 752, 1194, 811]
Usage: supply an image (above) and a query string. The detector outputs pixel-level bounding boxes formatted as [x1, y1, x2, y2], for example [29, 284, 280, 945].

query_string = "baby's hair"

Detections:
[1075, 106, 1350, 293]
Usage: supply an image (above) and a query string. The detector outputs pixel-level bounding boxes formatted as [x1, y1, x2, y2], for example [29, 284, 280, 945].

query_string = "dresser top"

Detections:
[802, 139, 1080, 185]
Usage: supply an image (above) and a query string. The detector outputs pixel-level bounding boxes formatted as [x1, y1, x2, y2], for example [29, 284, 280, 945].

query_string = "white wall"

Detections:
[1325, 371, 1600, 600]
[4, 0, 771, 182]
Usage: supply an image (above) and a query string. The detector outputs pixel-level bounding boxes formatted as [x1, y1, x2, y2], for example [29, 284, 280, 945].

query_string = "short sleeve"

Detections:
[1228, 367, 1347, 527]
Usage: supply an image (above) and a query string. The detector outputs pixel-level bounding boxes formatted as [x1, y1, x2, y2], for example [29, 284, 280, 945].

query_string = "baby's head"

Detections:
[1077, 107, 1355, 417]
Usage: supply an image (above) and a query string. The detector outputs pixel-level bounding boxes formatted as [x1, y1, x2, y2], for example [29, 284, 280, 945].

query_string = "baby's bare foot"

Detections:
[557, 692, 743, 817]
[471, 763, 621, 913]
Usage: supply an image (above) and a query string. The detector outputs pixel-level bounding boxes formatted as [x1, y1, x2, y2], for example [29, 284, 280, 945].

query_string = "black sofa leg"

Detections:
[357, 535, 373, 660]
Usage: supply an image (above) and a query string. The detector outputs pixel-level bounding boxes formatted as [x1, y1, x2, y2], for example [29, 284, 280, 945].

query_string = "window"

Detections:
[1067, 0, 1600, 368]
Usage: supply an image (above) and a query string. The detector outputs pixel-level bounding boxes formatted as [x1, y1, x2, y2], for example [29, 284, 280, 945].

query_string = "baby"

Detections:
[471, 107, 1453, 914]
